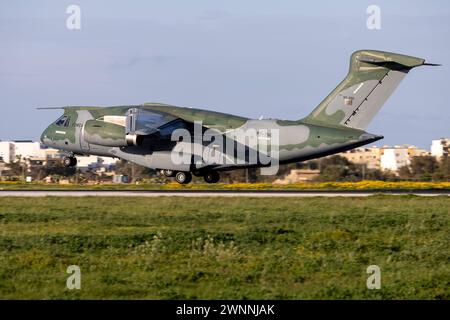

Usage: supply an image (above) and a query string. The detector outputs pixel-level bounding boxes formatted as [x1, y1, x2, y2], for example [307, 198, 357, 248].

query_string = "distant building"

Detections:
[431, 138, 449, 159]
[0, 140, 118, 183]
[0, 140, 60, 163]
[339, 146, 381, 169]
[408, 146, 431, 157]
[274, 169, 320, 184]
[26, 157, 61, 168]
[0, 139, 116, 167]
[41, 148, 64, 159]
[0, 141, 15, 163]
[379, 145, 429, 172]
[13, 140, 43, 160]
[339, 145, 429, 173]
[380, 147, 410, 172]
[76, 155, 117, 173]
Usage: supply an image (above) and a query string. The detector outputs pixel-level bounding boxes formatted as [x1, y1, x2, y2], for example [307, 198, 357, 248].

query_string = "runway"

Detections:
[0, 190, 448, 197]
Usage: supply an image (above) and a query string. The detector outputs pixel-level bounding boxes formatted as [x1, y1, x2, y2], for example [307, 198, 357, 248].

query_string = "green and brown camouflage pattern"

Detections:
[40, 50, 432, 173]
[303, 50, 426, 130]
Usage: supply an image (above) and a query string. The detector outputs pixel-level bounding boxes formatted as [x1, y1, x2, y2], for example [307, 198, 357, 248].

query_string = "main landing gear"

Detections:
[63, 156, 77, 167]
[203, 171, 220, 184]
[174, 171, 192, 184]
[160, 169, 221, 185]
[160, 169, 176, 177]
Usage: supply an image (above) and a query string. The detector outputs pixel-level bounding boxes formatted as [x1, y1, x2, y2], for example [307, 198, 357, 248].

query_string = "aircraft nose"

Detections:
[40, 130, 45, 144]
[40, 126, 52, 146]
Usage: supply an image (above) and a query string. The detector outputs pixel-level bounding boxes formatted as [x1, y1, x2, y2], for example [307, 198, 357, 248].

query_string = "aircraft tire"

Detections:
[175, 171, 192, 184]
[203, 171, 220, 183]
[63, 156, 77, 167]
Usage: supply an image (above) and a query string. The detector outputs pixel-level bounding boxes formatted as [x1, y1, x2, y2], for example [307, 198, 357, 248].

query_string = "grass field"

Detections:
[0, 196, 449, 299]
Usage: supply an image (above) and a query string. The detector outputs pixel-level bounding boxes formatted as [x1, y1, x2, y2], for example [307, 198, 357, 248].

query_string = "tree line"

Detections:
[1, 155, 448, 183]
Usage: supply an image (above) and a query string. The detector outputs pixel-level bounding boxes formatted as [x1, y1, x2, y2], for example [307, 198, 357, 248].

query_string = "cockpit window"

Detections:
[55, 115, 70, 127]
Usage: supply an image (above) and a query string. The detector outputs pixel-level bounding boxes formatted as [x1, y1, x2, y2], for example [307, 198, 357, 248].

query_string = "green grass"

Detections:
[0, 196, 449, 299]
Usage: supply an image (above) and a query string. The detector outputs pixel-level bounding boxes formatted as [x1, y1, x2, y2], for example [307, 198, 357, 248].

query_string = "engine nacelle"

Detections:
[83, 120, 141, 147]
[125, 133, 143, 146]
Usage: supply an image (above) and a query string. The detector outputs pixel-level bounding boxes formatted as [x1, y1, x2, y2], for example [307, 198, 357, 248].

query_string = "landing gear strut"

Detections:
[63, 156, 77, 167]
[175, 171, 192, 184]
[203, 171, 220, 184]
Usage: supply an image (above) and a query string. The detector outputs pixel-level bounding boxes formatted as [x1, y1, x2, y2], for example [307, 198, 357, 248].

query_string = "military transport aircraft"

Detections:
[40, 50, 437, 184]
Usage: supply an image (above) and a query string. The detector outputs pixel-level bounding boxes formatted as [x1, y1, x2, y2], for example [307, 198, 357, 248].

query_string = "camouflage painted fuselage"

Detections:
[40, 50, 431, 174]
[40, 103, 380, 172]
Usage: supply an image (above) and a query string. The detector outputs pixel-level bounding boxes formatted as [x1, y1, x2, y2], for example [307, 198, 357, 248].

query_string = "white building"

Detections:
[0, 141, 15, 163]
[1, 140, 49, 163]
[13, 140, 45, 160]
[76, 155, 117, 172]
[378, 145, 430, 173]
[380, 146, 410, 172]
[1, 140, 66, 162]
[431, 138, 449, 159]
[0, 140, 116, 169]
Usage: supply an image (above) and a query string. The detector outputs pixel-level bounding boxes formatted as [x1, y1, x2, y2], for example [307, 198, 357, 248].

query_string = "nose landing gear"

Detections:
[62, 156, 77, 167]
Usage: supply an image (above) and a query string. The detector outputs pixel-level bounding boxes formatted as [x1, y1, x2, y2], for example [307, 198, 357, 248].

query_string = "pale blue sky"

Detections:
[0, 0, 449, 148]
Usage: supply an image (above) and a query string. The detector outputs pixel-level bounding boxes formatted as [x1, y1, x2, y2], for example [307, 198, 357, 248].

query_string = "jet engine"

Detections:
[83, 120, 142, 147]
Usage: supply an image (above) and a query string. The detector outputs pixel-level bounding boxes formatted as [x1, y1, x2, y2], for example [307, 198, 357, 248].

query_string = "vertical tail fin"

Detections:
[303, 50, 428, 130]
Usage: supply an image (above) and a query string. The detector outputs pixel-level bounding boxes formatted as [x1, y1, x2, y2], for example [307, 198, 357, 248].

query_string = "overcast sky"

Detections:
[0, 0, 449, 149]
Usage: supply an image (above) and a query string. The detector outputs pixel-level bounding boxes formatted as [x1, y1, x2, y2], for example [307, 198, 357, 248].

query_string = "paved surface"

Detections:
[0, 190, 448, 197]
